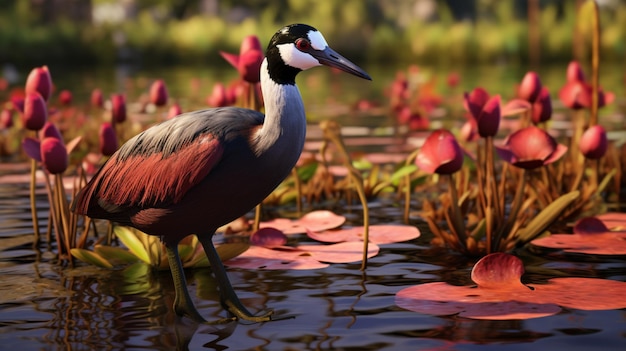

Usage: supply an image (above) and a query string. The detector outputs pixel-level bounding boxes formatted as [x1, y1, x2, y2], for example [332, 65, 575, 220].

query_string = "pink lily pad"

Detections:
[306, 224, 420, 244]
[395, 253, 626, 320]
[297, 241, 379, 263]
[259, 210, 346, 234]
[530, 215, 626, 255]
[530, 231, 626, 255]
[225, 242, 379, 270]
[596, 212, 626, 230]
[224, 246, 329, 270]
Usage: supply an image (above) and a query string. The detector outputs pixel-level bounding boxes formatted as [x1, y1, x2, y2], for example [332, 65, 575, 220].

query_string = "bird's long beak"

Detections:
[311, 47, 372, 81]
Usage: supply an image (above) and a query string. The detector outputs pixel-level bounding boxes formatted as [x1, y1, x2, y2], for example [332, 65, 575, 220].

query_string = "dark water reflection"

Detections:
[0, 186, 624, 351]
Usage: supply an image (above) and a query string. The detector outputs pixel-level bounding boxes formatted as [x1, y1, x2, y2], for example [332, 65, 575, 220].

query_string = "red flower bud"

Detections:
[0, 109, 13, 129]
[566, 61, 585, 83]
[206, 83, 229, 107]
[579, 125, 608, 159]
[99, 122, 118, 156]
[59, 89, 72, 106]
[149, 79, 168, 107]
[531, 87, 552, 124]
[91, 88, 104, 108]
[167, 103, 182, 119]
[41, 137, 68, 174]
[22, 92, 47, 131]
[111, 94, 126, 123]
[25, 66, 53, 102]
[40, 122, 63, 141]
[518, 71, 542, 102]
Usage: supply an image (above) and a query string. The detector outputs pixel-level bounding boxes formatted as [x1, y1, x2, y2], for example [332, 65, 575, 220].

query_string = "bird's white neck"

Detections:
[253, 58, 307, 158]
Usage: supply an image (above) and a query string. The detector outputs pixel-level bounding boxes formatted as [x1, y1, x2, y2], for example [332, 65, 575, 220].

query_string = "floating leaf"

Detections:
[70, 248, 114, 269]
[114, 226, 151, 264]
[94, 245, 139, 265]
[306, 224, 420, 244]
[260, 210, 346, 234]
[396, 253, 626, 320]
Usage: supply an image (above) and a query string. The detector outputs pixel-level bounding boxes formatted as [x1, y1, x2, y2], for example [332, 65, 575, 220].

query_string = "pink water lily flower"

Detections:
[559, 61, 614, 110]
[220, 35, 264, 83]
[415, 129, 464, 174]
[495, 126, 567, 169]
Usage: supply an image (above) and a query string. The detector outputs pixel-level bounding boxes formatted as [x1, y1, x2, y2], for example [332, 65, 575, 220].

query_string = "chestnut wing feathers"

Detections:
[73, 108, 264, 215]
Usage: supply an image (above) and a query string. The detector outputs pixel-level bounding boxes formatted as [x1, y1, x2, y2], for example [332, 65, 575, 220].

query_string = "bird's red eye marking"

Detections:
[295, 38, 311, 51]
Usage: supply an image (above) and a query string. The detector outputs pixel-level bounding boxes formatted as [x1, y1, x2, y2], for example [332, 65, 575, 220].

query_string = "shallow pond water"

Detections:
[0, 180, 625, 350]
[1, 62, 625, 350]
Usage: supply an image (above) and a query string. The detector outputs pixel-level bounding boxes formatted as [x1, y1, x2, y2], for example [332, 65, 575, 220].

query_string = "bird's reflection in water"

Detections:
[41, 263, 239, 350]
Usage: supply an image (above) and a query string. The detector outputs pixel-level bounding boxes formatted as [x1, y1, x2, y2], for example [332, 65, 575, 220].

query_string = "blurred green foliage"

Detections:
[0, 0, 624, 66]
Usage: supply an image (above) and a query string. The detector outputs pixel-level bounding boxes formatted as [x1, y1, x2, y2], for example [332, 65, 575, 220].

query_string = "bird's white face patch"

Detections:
[277, 30, 328, 71]
[307, 30, 328, 50]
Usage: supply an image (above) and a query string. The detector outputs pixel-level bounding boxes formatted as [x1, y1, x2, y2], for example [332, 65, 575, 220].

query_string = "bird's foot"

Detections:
[223, 300, 296, 323]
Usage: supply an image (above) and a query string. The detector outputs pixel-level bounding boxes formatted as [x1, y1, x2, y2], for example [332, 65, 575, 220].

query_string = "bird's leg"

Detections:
[196, 234, 275, 322]
[165, 243, 235, 324]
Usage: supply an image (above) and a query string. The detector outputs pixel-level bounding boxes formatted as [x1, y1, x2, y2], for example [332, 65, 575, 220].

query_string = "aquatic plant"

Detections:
[396, 252, 626, 320]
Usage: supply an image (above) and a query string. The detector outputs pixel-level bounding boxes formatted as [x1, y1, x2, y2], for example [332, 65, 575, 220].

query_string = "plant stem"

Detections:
[495, 169, 527, 251]
[447, 174, 466, 248]
[29, 158, 41, 245]
[320, 120, 370, 270]
[590, 0, 600, 127]
[403, 149, 420, 224]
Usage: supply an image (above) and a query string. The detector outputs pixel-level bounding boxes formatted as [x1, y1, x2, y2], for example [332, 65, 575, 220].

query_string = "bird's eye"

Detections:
[295, 38, 311, 51]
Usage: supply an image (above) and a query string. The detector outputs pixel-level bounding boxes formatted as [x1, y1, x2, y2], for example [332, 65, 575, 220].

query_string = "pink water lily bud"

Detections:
[475, 95, 501, 138]
[566, 61, 585, 83]
[415, 129, 464, 175]
[495, 126, 567, 169]
[206, 83, 229, 107]
[518, 71, 542, 102]
[91, 88, 104, 108]
[22, 92, 47, 131]
[149, 79, 168, 107]
[25, 66, 53, 101]
[99, 122, 118, 156]
[463, 87, 489, 119]
[0, 109, 13, 129]
[59, 89, 72, 106]
[111, 94, 126, 123]
[40, 122, 63, 141]
[167, 103, 182, 119]
[531, 87, 552, 124]
[579, 125, 608, 159]
[41, 137, 68, 174]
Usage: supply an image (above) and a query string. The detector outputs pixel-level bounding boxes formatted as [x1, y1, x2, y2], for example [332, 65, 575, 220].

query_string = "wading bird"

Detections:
[72, 24, 371, 323]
